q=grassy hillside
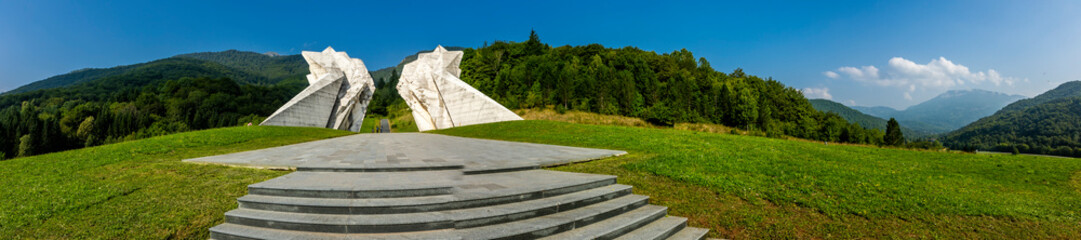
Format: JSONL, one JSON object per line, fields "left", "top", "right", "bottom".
{"left": 434, "top": 120, "right": 1081, "bottom": 239}
{"left": 0, "top": 126, "right": 351, "bottom": 239}
{"left": 5, "top": 117, "right": 1080, "bottom": 239}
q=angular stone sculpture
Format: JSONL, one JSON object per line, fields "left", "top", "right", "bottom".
{"left": 261, "top": 47, "right": 375, "bottom": 132}
{"left": 397, "top": 46, "right": 523, "bottom": 131}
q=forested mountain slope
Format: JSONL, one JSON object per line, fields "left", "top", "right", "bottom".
{"left": 0, "top": 51, "right": 309, "bottom": 159}
{"left": 5, "top": 50, "right": 306, "bottom": 95}
{"left": 996, "top": 81, "right": 1081, "bottom": 113}
{"left": 942, "top": 81, "right": 1081, "bottom": 157}
{"left": 173, "top": 50, "right": 307, "bottom": 85}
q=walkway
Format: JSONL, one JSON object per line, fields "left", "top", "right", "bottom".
{"left": 185, "top": 133, "right": 708, "bottom": 239}
{"left": 379, "top": 119, "right": 391, "bottom": 133}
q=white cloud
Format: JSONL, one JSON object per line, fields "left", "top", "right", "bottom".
{"left": 823, "top": 71, "right": 840, "bottom": 79}
{"left": 828, "top": 57, "right": 1024, "bottom": 100}
{"left": 801, "top": 87, "right": 833, "bottom": 100}
{"left": 844, "top": 99, "right": 856, "bottom": 106}
{"left": 837, "top": 66, "right": 880, "bottom": 82}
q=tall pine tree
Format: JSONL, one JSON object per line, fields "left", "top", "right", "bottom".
{"left": 885, "top": 118, "right": 905, "bottom": 146}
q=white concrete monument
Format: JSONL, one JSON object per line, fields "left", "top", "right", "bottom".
{"left": 261, "top": 47, "right": 375, "bottom": 132}
{"left": 397, "top": 46, "right": 522, "bottom": 131}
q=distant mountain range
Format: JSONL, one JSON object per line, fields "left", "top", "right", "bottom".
{"left": 808, "top": 99, "right": 931, "bottom": 138}
{"left": 941, "top": 81, "right": 1081, "bottom": 157}
{"left": 3, "top": 50, "right": 309, "bottom": 95}
{"left": 851, "top": 89, "right": 1026, "bottom": 134}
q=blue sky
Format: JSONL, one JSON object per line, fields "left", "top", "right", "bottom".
{"left": 1, "top": 0, "right": 1078, "bottom": 109}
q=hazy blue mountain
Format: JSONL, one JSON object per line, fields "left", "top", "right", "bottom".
{"left": 809, "top": 99, "right": 931, "bottom": 138}
{"left": 851, "top": 89, "right": 1025, "bottom": 134}
{"left": 849, "top": 106, "right": 947, "bottom": 136}
{"left": 851, "top": 106, "right": 900, "bottom": 119}
{"left": 901, "top": 89, "right": 1026, "bottom": 129}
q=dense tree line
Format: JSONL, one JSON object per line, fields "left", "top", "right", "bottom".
{"left": 0, "top": 77, "right": 299, "bottom": 159}
{"left": 368, "top": 70, "right": 404, "bottom": 116}
{"left": 0, "top": 51, "right": 308, "bottom": 160}
{"left": 457, "top": 31, "right": 888, "bottom": 145}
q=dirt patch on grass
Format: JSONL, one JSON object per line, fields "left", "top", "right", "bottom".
{"left": 517, "top": 108, "right": 657, "bottom": 128}
{"left": 673, "top": 123, "right": 736, "bottom": 135}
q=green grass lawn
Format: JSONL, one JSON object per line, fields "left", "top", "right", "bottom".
{"left": 5, "top": 119, "right": 1080, "bottom": 239}
{"left": 434, "top": 120, "right": 1081, "bottom": 239}
{"left": 0, "top": 126, "right": 351, "bottom": 239}
{"left": 358, "top": 117, "right": 379, "bottom": 133}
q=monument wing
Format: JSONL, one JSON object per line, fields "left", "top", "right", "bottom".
{"left": 261, "top": 47, "right": 375, "bottom": 132}
{"left": 396, "top": 46, "right": 522, "bottom": 131}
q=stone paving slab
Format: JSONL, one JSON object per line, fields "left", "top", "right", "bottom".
{"left": 197, "top": 132, "right": 710, "bottom": 239}
{"left": 183, "top": 133, "right": 626, "bottom": 171}
{"left": 251, "top": 170, "right": 461, "bottom": 192}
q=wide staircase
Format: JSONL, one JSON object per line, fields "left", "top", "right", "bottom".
{"left": 209, "top": 167, "right": 709, "bottom": 240}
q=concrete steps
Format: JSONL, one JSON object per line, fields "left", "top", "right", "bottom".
{"left": 614, "top": 216, "right": 687, "bottom": 240}
{"left": 537, "top": 204, "right": 666, "bottom": 240}
{"left": 224, "top": 185, "right": 635, "bottom": 233}
{"left": 209, "top": 223, "right": 456, "bottom": 240}
{"left": 297, "top": 164, "right": 464, "bottom": 173}
{"left": 210, "top": 164, "right": 709, "bottom": 239}
{"left": 456, "top": 195, "right": 651, "bottom": 239}
{"left": 238, "top": 171, "right": 620, "bottom": 215}
{"left": 247, "top": 171, "right": 460, "bottom": 199}
{"left": 667, "top": 227, "right": 710, "bottom": 240}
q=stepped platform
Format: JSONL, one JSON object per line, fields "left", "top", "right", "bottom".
{"left": 187, "top": 133, "right": 708, "bottom": 239}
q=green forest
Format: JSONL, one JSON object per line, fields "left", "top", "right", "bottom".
{"left": 942, "top": 81, "right": 1081, "bottom": 157}
{"left": 0, "top": 52, "right": 307, "bottom": 160}
{"left": 455, "top": 31, "right": 891, "bottom": 145}
{"left": 943, "top": 97, "right": 1081, "bottom": 157}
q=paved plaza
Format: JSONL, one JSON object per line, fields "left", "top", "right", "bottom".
{"left": 187, "top": 133, "right": 707, "bottom": 239}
